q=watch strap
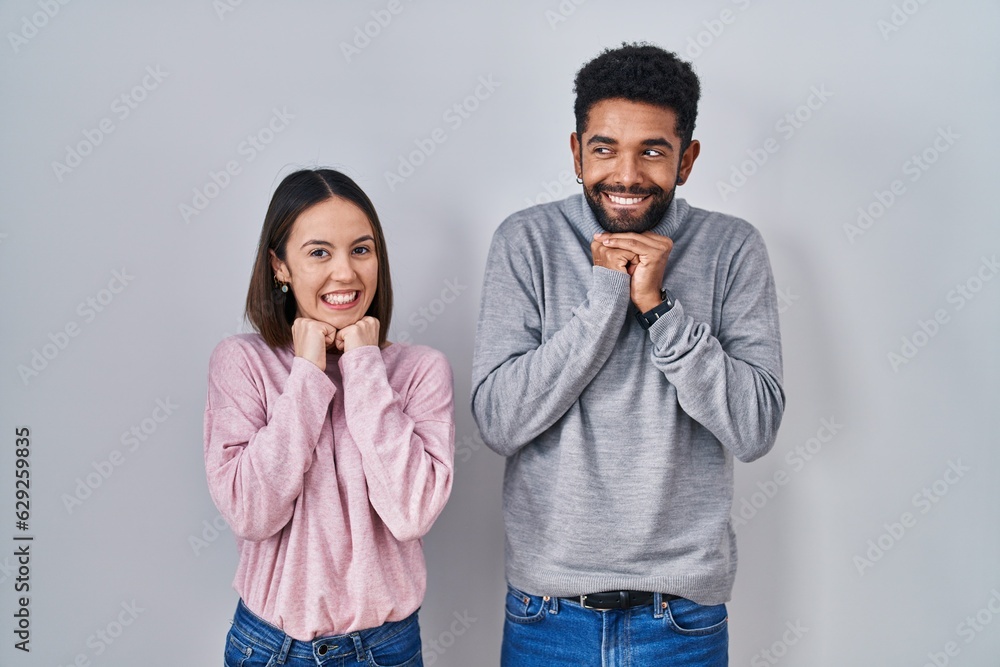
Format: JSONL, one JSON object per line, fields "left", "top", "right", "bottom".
{"left": 635, "top": 289, "right": 675, "bottom": 330}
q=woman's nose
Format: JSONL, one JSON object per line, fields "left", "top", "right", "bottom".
{"left": 328, "top": 254, "right": 356, "bottom": 281}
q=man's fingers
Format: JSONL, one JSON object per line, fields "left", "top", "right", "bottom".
{"left": 599, "top": 236, "right": 663, "bottom": 254}
{"left": 596, "top": 232, "right": 672, "bottom": 254}
{"left": 601, "top": 239, "right": 659, "bottom": 257}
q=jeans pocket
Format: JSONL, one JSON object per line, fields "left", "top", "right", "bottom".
{"left": 223, "top": 626, "right": 253, "bottom": 667}
{"left": 367, "top": 615, "right": 423, "bottom": 667}
{"left": 503, "top": 585, "right": 548, "bottom": 625}
{"left": 664, "top": 598, "right": 729, "bottom": 637}
{"left": 224, "top": 626, "right": 277, "bottom": 667}
{"left": 368, "top": 647, "right": 422, "bottom": 667}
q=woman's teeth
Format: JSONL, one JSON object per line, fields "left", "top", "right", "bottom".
{"left": 322, "top": 291, "right": 358, "bottom": 305}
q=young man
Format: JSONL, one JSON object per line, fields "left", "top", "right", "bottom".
{"left": 471, "top": 43, "right": 785, "bottom": 666}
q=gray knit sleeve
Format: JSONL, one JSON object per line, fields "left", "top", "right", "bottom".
{"left": 470, "top": 229, "right": 630, "bottom": 457}
{"left": 646, "top": 228, "right": 785, "bottom": 462}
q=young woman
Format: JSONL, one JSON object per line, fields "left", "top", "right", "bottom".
{"left": 203, "top": 168, "right": 454, "bottom": 666}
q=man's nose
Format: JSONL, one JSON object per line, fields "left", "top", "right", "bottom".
{"left": 612, "top": 154, "right": 643, "bottom": 188}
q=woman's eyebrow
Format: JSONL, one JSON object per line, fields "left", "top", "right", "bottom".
{"left": 300, "top": 235, "right": 374, "bottom": 249}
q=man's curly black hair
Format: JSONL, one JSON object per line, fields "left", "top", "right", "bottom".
{"left": 574, "top": 42, "right": 701, "bottom": 152}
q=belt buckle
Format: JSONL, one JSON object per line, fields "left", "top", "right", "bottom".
{"left": 579, "top": 594, "right": 600, "bottom": 610}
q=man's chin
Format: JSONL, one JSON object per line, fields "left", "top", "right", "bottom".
{"left": 591, "top": 202, "right": 657, "bottom": 233}
{"left": 586, "top": 190, "right": 674, "bottom": 233}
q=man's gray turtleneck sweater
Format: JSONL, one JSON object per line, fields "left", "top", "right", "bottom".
{"left": 471, "top": 194, "right": 785, "bottom": 604}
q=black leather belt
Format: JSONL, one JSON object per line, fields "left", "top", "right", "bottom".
{"left": 564, "top": 590, "right": 680, "bottom": 610}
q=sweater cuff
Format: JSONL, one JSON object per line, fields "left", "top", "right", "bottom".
{"left": 289, "top": 356, "right": 337, "bottom": 404}
{"left": 591, "top": 266, "right": 632, "bottom": 311}
{"left": 338, "top": 344, "right": 383, "bottom": 374}
{"left": 645, "top": 299, "right": 690, "bottom": 355}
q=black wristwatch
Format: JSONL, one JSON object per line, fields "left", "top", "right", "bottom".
{"left": 634, "top": 288, "right": 676, "bottom": 330}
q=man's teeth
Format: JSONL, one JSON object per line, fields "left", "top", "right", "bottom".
{"left": 322, "top": 291, "right": 358, "bottom": 305}
{"left": 607, "top": 194, "right": 645, "bottom": 205}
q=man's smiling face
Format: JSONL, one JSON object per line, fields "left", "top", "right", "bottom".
{"left": 572, "top": 98, "right": 698, "bottom": 233}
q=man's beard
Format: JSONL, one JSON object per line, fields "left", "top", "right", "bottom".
{"left": 583, "top": 182, "right": 676, "bottom": 233}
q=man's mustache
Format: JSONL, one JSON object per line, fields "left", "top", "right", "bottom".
{"left": 593, "top": 184, "right": 665, "bottom": 197}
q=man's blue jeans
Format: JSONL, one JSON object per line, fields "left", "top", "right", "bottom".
{"left": 501, "top": 584, "right": 728, "bottom": 666}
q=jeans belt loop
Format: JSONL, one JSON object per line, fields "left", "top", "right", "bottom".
{"left": 653, "top": 592, "right": 665, "bottom": 619}
{"left": 350, "top": 633, "right": 366, "bottom": 663}
{"left": 276, "top": 634, "right": 293, "bottom": 664}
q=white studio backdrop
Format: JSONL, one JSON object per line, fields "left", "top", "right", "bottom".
{"left": 2, "top": 1, "right": 998, "bottom": 665}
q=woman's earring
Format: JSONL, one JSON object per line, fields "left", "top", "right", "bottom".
{"left": 274, "top": 275, "right": 289, "bottom": 293}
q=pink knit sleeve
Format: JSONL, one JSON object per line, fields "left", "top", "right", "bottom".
{"left": 339, "top": 346, "right": 455, "bottom": 542}
{"left": 203, "top": 338, "right": 336, "bottom": 541}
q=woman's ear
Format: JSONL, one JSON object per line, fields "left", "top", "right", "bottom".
{"left": 269, "top": 249, "right": 289, "bottom": 282}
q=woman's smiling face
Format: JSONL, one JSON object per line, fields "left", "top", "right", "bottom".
{"left": 270, "top": 196, "right": 379, "bottom": 332}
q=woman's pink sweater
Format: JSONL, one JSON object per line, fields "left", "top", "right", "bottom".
{"left": 203, "top": 334, "right": 454, "bottom": 640}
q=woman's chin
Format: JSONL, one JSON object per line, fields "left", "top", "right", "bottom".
{"left": 304, "top": 311, "right": 362, "bottom": 331}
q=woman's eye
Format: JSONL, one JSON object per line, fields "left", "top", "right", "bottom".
{"left": 309, "top": 248, "right": 329, "bottom": 257}
{"left": 352, "top": 246, "right": 371, "bottom": 255}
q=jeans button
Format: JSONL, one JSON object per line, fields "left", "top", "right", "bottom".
{"left": 318, "top": 644, "right": 328, "bottom": 656}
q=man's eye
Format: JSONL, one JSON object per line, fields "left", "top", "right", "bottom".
{"left": 644, "top": 149, "right": 663, "bottom": 157}
{"left": 594, "top": 147, "right": 612, "bottom": 155}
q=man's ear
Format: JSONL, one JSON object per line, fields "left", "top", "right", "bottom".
{"left": 677, "top": 139, "right": 701, "bottom": 185}
{"left": 570, "top": 132, "right": 583, "bottom": 179}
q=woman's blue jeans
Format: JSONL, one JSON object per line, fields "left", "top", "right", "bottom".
{"left": 224, "top": 599, "right": 423, "bottom": 667}
{"left": 501, "top": 584, "right": 729, "bottom": 666}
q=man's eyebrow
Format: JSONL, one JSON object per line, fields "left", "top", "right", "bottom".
{"left": 642, "top": 137, "right": 674, "bottom": 151}
{"left": 585, "top": 135, "right": 675, "bottom": 151}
